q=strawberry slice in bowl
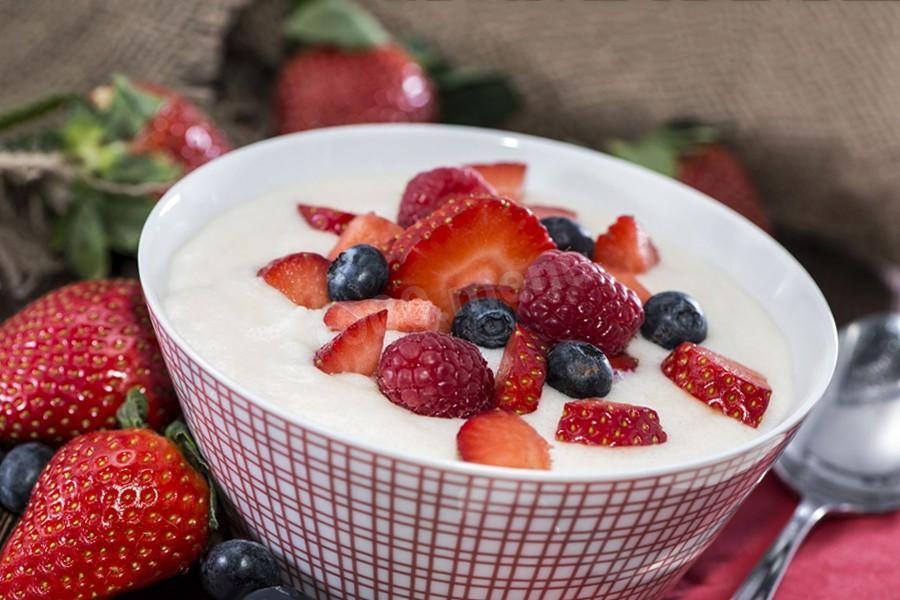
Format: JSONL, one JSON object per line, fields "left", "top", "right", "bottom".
{"left": 468, "top": 162, "right": 527, "bottom": 202}
{"left": 388, "top": 196, "right": 555, "bottom": 317}
{"left": 458, "top": 410, "right": 551, "bottom": 470}
{"left": 257, "top": 252, "right": 330, "bottom": 309}
{"left": 297, "top": 203, "right": 357, "bottom": 234}
{"left": 314, "top": 310, "right": 388, "bottom": 376}
{"left": 328, "top": 212, "right": 404, "bottom": 260}
{"left": 324, "top": 298, "right": 441, "bottom": 332}
{"left": 661, "top": 342, "right": 772, "bottom": 427}
{"left": 557, "top": 399, "right": 667, "bottom": 447}
{"left": 594, "top": 215, "right": 660, "bottom": 274}
{"left": 495, "top": 326, "right": 548, "bottom": 415}
{"left": 397, "top": 166, "right": 495, "bottom": 227}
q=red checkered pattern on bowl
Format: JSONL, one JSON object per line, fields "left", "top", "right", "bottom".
{"left": 150, "top": 308, "right": 792, "bottom": 600}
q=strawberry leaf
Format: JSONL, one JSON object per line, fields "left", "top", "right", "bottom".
{"left": 165, "top": 420, "right": 220, "bottom": 530}
{"left": 116, "top": 388, "right": 150, "bottom": 429}
{"left": 0, "top": 92, "right": 74, "bottom": 134}
{"left": 61, "top": 185, "right": 110, "bottom": 279}
{"left": 102, "top": 74, "right": 163, "bottom": 140}
{"left": 607, "top": 124, "right": 720, "bottom": 178}
{"left": 101, "top": 193, "right": 155, "bottom": 254}
{"left": 284, "top": 0, "right": 390, "bottom": 50}
{"left": 101, "top": 151, "right": 181, "bottom": 184}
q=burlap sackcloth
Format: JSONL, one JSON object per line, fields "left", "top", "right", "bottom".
{"left": 1, "top": 0, "right": 899, "bottom": 268}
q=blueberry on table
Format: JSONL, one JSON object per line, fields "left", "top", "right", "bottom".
{"left": 451, "top": 298, "right": 516, "bottom": 348}
{"left": 547, "top": 341, "right": 613, "bottom": 398}
{"left": 0, "top": 442, "right": 54, "bottom": 514}
{"left": 540, "top": 217, "right": 594, "bottom": 259}
{"left": 641, "top": 291, "right": 707, "bottom": 349}
{"left": 242, "top": 586, "right": 309, "bottom": 600}
{"left": 327, "top": 244, "right": 389, "bottom": 301}
{"left": 201, "top": 539, "right": 280, "bottom": 600}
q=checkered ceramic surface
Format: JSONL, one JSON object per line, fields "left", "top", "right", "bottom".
{"left": 151, "top": 309, "right": 791, "bottom": 600}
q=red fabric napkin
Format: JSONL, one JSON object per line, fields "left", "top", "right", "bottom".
{"left": 666, "top": 474, "right": 900, "bottom": 599}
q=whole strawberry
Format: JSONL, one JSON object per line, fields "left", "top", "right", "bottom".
{"left": 0, "top": 279, "right": 176, "bottom": 445}
{"left": 129, "top": 83, "right": 232, "bottom": 172}
{"left": 516, "top": 250, "right": 644, "bottom": 356}
{"left": 0, "top": 393, "right": 211, "bottom": 599}
{"left": 608, "top": 122, "right": 771, "bottom": 232}
{"left": 274, "top": 45, "right": 437, "bottom": 134}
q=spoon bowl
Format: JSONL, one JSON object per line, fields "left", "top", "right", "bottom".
{"left": 735, "top": 313, "right": 900, "bottom": 599}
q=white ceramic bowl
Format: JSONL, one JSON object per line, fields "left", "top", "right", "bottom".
{"left": 138, "top": 124, "right": 837, "bottom": 600}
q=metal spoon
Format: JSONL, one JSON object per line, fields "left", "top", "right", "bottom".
{"left": 733, "top": 313, "right": 900, "bottom": 600}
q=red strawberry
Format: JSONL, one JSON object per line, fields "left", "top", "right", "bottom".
{"left": 609, "top": 353, "right": 639, "bottom": 373}
{"left": 516, "top": 250, "right": 644, "bottom": 355}
{"left": 297, "top": 203, "right": 357, "bottom": 234}
{"left": 495, "top": 326, "right": 548, "bottom": 414}
{"left": 0, "top": 280, "right": 176, "bottom": 445}
{"left": 314, "top": 310, "right": 387, "bottom": 376}
{"left": 661, "top": 342, "right": 771, "bottom": 427}
{"left": 605, "top": 267, "right": 651, "bottom": 304}
{"left": 376, "top": 332, "right": 495, "bottom": 418}
{"left": 453, "top": 283, "right": 520, "bottom": 312}
{"left": 527, "top": 204, "right": 578, "bottom": 220}
{"left": 397, "top": 167, "right": 495, "bottom": 227}
{"left": 457, "top": 410, "right": 551, "bottom": 470}
{"left": 556, "top": 399, "right": 667, "bottom": 447}
{"left": 608, "top": 123, "right": 771, "bottom": 232}
{"left": 0, "top": 399, "right": 210, "bottom": 598}
{"left": 257, "top": 252, "right": 330, "bottom": 309}
{"left": 323, "top": 298, "right": 441, "bottom": 332}
{"left": 388, "top": 196, "right": 555, "bottom": 316}
{"left": 129, "top": 83, "right": 231, "bottom": 172}
{"left": 274, "top": 46, "right": 437, "bottom": 134}
{"left": 594, "top": 216, "right": 660, "bottom": 274}
{"left": 468, "top": 162, "right": 527, "bottom": 202}
{"left": 328, "top": 213, "right": 403, "bottom": 260}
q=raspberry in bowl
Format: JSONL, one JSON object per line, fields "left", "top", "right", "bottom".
{"left": 139, "top": 125, "right": 836, "bottom": 599}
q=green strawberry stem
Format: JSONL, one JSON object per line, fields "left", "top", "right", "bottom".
{"left": 166, "top": 420, "right": 220, "bottom": 531}
{"left": 607, "top": 123, "right": 720, "bottom": 178}
{"left": 0, "top": 93, "right": 76, "bottom": 134}
{"left": 116, "top": 387, "right": 151, "bottom": 428}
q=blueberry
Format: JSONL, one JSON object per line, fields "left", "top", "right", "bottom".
{"left": 243, "top": 586, "right": 308, "bottom": 600}
{"left": 641, "top": 291, "right": 707, "bottom": 349}
{"left": 451, "top": 298, "right": 516, "bottom": 348}
{"left": 327, "top": 244, "right": 388, "bottom": 301}
{"left": 0, "top": 442, "right": 54, "bottom": 514}
{"left": 547, "top": 341, "right": 613, "bottom": 398}
{"left": 201, "top": 539, "right": 280, "bottom": 600}
{"left": 540, "top": 217, "right": 594, "bottom": 259}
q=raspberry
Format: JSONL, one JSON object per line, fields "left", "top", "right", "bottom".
{"left": 397, "top": 167, "right": 495, "bottom": 227}
{"left": 516, "top": 250, "right": 644, "bottom": 355}
{"left": 376, "top": 332, "right": 495, "bottom": 418}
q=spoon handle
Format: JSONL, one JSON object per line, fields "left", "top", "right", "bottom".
{"left": 731, "top": 497, "right": 829, "bottom": 600}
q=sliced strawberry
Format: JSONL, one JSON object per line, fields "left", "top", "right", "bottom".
{"left": 556, "top": 399, "right": 666, "bottom": 447}
{"left": 605, "top": 267, "right": 651, "bottom": 304}
{"left": 314, "top": 310, "right": 388, "bottom": 376}
{"left": 453, "top": 283, "right": 520, "bottom": 313}
{"left": 527, "top": 204, "right": 578, "bottom": 220}
{"left": 594, "top": 215, "right": 660, "bottom": 274}
{"left": 297, "top": 203, "right": 357, "bottom": 234}
{"left": 495, "top": 326, "right": 548, "bottom": 414}
{"left": 328, "top": 213, "right": 404, "bottom": 260}
{"left": 661, "top": 342, "right": 771, "bottom": 427}
{"left": 608, "top": 353, "right": 639, "bottom": 373}
{"left": 469, "top": 162, "right": 527, "bottom": 202}
{"left": 324, "top": 298, "right": 441, "bottom": 332}
{"left": 457, "top": 410, "right": 551, "bottom": 470}
{"left": 258, "top": 252, "right": 330, "bottom": 308}
{"left": 388, "top": 196, "right": 555, "bottom": 316}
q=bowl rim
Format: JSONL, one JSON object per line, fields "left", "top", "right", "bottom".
{"left": 138, "top": 123, "right": 838, "bottom": 483}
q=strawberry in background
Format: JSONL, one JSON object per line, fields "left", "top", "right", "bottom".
{"left": 274, "top": 0, "right": 519, "bottom": 133}
{"left": 608, "top": 122, "right": 772, "bottom": 232}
